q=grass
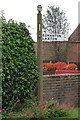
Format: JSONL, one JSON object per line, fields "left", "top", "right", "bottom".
{"left": 2, "top": 108, "right": 80, "bottom": 119}
{"left": 67, "top": 107, "right": 80, "bottom": 118}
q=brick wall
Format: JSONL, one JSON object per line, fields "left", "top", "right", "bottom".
{"left": 67, "top": 42, "right": 80, "bottom": 63}
{"left": 43, "top": 74, "right": 80, "bottom": 107}
{"left": 42, "top": 42, "right": 56, "bottom": 61}
{"left": 34, "top": 41, "right": 68, "bottom": 62}
{"left": 34, "top": 41, "right": 80, "bottom": 69}
{"left": 34, "top": 24, "right": 80, "bottom": 68}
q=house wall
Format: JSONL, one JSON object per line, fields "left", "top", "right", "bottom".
{"left": 68, "top": 24, "right": 80, "bottom": 42}
{"left": 67, "top": 24, "right": 80, "bottom": 69}
{"left": 67, "top": 42, "right": 80, "bottom": 63}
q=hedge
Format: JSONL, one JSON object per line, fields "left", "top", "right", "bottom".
{"left": 2, "top": 19, "right": 39, "bottom": 110}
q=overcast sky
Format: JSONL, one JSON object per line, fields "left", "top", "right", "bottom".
{"left": 0, "top": 0, "right": 80, "bottom": 41}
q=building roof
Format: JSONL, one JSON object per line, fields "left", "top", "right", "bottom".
{"left": 68, "top": 24, "right": 80, "bottom": 42}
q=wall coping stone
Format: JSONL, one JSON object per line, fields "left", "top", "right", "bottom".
{"left": 43, "top": 74, "right": 80, "bottom": 78}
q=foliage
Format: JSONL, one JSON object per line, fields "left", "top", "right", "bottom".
{"left": 2, "top": 19, "right": 39, "bottom": 111}
{"left": 66, "top": 64, "right": 77, "bottom": 70}
{"left": 43, "top": 62, "right": 78, "bottom": 74}
{"left": 43, "top": 63, "right": 55, "bottom": 71}
{"left": 54, "top": 62, "right": 67, "bottom": 70}
{"left": 2, "top": 98, "right": 69, "bottom": 119}
{"left": 42, "top": 5, "right": 70, "bottom": 40}
{"left": 43, "top": 63, "right": 56, "bottom": 75}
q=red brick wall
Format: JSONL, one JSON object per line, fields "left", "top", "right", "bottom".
{"left": 67, "top": 42, "right": 80, "bottom": 63}
{"left": 43, "top": 74, "right": 80, "bottom": 107}
{"left": 34, "top": 41, "right": 68, "bottom": 62}
{"left": 42, "top": 42, "right": 55, "bottom": 61}
{"left": 34, "top": 41, "right": 80, "bottom": 69}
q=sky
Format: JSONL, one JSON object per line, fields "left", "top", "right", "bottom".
{"left": 0, "top": 0, "right": 80, "bottom": 41}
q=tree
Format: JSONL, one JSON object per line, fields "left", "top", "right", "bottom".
{"left": 42, "top": 5, "right": 70, "bottom": 40}
{"left": 2, "top": 19, "right": 39, "bottom": 111}
{"left": 0, "top": 10, "right": 6, "bottom": 22}
{"left": 42, "top": 5, "right": 70, "bottom": 62}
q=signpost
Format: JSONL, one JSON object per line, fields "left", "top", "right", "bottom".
{"left": 37, "top": 5, "right": 43, "bottom": 101}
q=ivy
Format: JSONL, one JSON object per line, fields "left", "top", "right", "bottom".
{"left": 2, "top": 19, "right": 39, "bottom": 110}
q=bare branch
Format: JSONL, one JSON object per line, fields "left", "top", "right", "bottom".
{"left": 42, "top": 5, "right": 70, "bottom": 40}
